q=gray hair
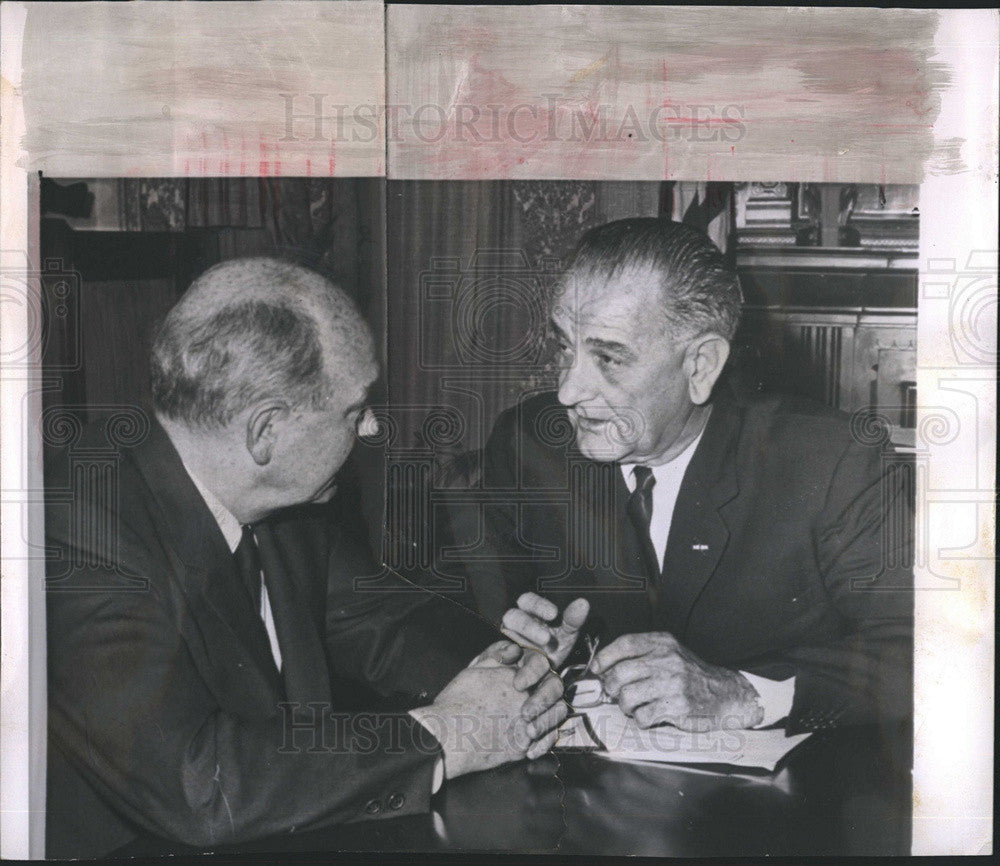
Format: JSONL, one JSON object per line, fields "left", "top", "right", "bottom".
{"left": 150, "top": 258, "right": 368, "bottom": 428}
{"left": 564, "top": 218, "right": 744, "bottom": 340}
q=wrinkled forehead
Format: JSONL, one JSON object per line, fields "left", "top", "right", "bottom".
{"left": 554, "top": 263, "right": 665, "bottom": 330}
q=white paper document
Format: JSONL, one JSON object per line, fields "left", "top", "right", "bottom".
{"left": 557, "top": 702, "right": 812, "bottom": 772}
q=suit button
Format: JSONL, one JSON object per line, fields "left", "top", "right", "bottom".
{"left": 388, "top": 792, "right": 405, "bottom": 811}
{"left": 364, "top": 798, "right": 382, "bottom": 815}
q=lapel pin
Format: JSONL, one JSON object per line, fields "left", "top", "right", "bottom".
{"left": 692, "top": 543, "right": 709, "bottom": 551}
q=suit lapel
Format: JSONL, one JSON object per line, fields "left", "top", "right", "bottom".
{"left": 608, "top": 466, "right": 660, "bottom": 590}
{"left": 657, "top": 387, "right": 742, "bottom": 639}
{"left": 582, "top": 459, "right": 648, "bottom": 591}
{"left": 199, "top": 554, "right": 285, "bottom": 696}
{"left": 256, "top": 517, "right": 333, "bottom": 705}
{"left": 555, "top": 443, "right": 654, "bottom": 638}
{"left": 133, "top": 417, "right": 285, "bottom": 703}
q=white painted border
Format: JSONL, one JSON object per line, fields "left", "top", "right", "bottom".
{"left": 0, "top": 3, "right": 995, "bottom": 859}
{"left": 911, "top": 10, "right": 997, "bottom": 855}
{"left": 1, "top": 2, "right": 46, "bottom": 858}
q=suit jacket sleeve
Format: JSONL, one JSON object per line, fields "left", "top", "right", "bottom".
{"left": 464, "top": 410, "right": 544, "bottom": 623}
{"left": 47, "top": 521, "right": 442, "bottom": 849}
{"left": 321, "top": 520, "right": 504, "bottom": 707}
{"left": 778, "top": 436, "right": 914, "bottom": 731}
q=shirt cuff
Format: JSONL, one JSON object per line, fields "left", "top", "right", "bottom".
{"left": 430, "top": 757, "right": 445, "bottom": 794}
{"left": 741, "top": 671, "right": 796, "bottom": 727}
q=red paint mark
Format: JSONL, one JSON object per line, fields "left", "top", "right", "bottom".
{"left": 259, "top": 138, "right": 269, "bottom": 176}
{"left": 306, "top": 158, "right": 312, "bottom": 177}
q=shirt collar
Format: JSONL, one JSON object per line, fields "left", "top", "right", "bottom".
{"left": 622, "top": 425, "right": 705, "bottom": 483}
{"left": 622, "top": 408, "right": 710, "bottom": 482}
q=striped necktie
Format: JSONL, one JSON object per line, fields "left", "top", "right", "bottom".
{"left": 625, "top": 466, "right": 660, "bottom": 606}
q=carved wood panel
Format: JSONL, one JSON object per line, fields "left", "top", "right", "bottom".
{"left": 734, "top": 308, "right": 916, "bottom": 421}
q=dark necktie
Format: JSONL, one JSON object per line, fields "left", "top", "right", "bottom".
{"left": 234, "top": 524, "right": 262, "bottom": 615}
{"left": 625, "top": 466, "right": 660, "bottom": 606}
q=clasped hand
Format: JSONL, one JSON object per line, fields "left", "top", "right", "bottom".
{"left": 412, "top": 638, "right": 567, "bottom": 780}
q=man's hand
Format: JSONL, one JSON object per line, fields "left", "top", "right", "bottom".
{"left": 410, "top": 640, "right": 568, "bottom": 779}
{"left": 501, "top": 593, "right": 590, "bottom": 667}
{"left": 469, "top": 640, "right": 568, "bottom": 761}
{"left": 591, "top": 632, "right": 764, "bottom": 731}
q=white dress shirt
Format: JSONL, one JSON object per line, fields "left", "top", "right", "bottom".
{"left": 183, "top": 465, "right": 283, "bottom": 671}
{"left": 621, "top": 427, "right": 795, "bottom": 727}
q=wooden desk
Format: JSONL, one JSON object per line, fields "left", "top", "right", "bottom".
{"left": 124, "top": 722, "right": 909, "bottom": 859}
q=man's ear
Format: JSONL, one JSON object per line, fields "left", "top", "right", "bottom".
{"left": 683, "top": 334, "right": 731, "bottom": 405}
{"left": 245, "top": 402, "right": 290, "bottom": 466}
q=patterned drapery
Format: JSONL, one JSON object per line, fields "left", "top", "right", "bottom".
{"left": 386, "top": 180, "right": 663, "bottom": 455}
{"left": 116, "top": 178, "right": 264, "bottom": 232}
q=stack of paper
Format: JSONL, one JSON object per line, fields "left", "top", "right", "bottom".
{"left": 557, "top": 702, "right": 811, "bottom": 772}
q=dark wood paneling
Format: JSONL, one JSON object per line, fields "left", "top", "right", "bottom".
{"left": 739, "top": 267, "right": 918, "bottom": 309}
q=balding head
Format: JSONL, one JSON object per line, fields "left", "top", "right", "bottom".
{"left": 150, "top": 258, "right": 374, "bottom": 429}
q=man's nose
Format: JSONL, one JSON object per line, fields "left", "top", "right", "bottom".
{"left": 557, "top": 358, "right": 595, "bottom": 407}
{"left": 356, "top": 407, "right": 379, "bottom": 439}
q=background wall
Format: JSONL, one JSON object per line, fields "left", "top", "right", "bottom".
{"left": 384, "top": 180, "right": 919, "bottom": 457}
{"left": 41, "top": 177, "right": 918, "bottom": 563}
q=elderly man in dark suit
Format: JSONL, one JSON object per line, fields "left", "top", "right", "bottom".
{"left": 45, "top": 258, "right": 567, "bottom": 858}
{"left": 474, "top": 218, "right": 912, "bottom": 735}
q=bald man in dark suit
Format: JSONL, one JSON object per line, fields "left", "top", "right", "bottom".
{"left": 46, "top": 258, "right": 569, "bottom": 857}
